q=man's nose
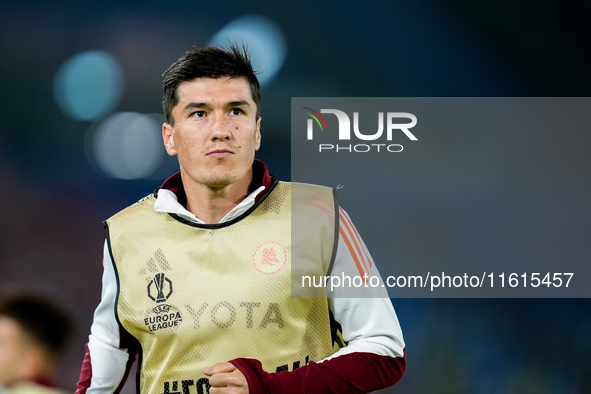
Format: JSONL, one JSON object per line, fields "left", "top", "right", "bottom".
{"left": 211, "top": 112, "right": 231, "bottom": 141}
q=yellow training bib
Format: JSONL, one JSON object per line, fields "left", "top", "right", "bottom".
{"left": 105, "top": 181, "right": 339, "bottom": 394}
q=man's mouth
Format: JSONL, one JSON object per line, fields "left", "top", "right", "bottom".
{"left": 207, "top": 149, "right": 233, "bottom": 158}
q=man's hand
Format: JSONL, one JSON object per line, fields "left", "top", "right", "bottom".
{"left": 204, "top": 362, "right": 249, "bottom": 394}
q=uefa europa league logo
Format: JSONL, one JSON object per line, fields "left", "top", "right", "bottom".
{"left": 147, "top": 273, "right": 173, "bottom": 303}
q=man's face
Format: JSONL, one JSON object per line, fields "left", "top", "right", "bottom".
{"left": 0, "top": 316, "right": 31, "bottom": 387}
{"left": 162, "top": 76, "right": 261, "bottom": 189}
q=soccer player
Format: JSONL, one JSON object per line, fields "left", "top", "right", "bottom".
{"left": 0, "top": 293, "right": 72, "bottom": 394}
{"left": 76, "top": 44, "right": 406, "bottom": 394}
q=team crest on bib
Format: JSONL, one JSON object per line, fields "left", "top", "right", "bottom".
{"left": 252, "top": 242, "right": 286, "bottom": 274}
{"left": 144, "top": 304, "right": 182, "bottom": 332}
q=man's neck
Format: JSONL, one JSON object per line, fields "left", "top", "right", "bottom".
{"left": 181, "top": 168, "right": 254, "bottom": 224}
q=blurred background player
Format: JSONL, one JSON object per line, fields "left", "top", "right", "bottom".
{"left": 0, "top": 293, "right": 73, "bottom": 394}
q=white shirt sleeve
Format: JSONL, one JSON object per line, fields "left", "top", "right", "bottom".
{"left": 320, "top": 208, "right": 405, "bottom": 362}
{"left": 84, "top": 241, "right": 132, "bottom": 394}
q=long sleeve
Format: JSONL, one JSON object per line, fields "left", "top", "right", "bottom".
{"left": 76, "top": 241, "right": 138, "bottom": 394}
{"left": 230, "top": 207, "right": 406, "bottom": 393}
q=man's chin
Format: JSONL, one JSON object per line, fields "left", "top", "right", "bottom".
{"left": 202, "top": 173, "right": 243, "bottom": 189}
{"left": 184, "top": 164, "right": 253, "bottom": 190}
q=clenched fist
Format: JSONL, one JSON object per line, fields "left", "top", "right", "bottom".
{"left": 204, "top": 362, "right": 249, "bottom": 394}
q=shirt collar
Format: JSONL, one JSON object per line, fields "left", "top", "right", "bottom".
{"left": 154, "top": 160, "right": 271, "bottom": 224}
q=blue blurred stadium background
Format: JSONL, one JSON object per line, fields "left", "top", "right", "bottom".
{"left": 1, "top": 0, "right": 590, "bottom": 393}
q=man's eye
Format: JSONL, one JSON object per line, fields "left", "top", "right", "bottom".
{"left": 192, "top": 111, "right": 205, "bottom": 117}
{"left": 230, "top": 108, "right": 243, "bottom": 115}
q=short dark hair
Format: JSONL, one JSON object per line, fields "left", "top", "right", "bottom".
{"left": 0, "top": 293, "right": 72, "bottom": 357}
{"left": 162, "top": 43, "right": 261, "bottom": 126}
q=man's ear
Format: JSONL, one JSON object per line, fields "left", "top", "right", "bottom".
{"left": 254, "top": 116, "right": 261, "bottom": 151}
{"left": 162, "top": 123, "right": 178, "bottom": 156}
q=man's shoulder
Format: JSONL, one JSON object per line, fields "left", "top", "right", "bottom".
{"left": 104, "top": 193, "right": 158, "bottom": 226}
{"left": 278, "top": 180, "right": 334, "bottom": 192}
{"left": 7, "top": 383, "right": 69, "bottom": 394}
{"left": 274, "top": 181, "right": 337, "bottom": 218}
{"left": 278, "top": 181, "right": 336, "bottom": 202}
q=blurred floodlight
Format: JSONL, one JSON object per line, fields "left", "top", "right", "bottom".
{"left": 54, "top": 51, "right": 123, "bottom": 121}
{"left": 89, "top": 112, "right": 163, "bottom": 180}
{"left": 208, "top": 15, "right": 287, "bottom": 86}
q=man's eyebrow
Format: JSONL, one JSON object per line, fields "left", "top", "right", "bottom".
{"left": 225, "top": 100, "right": 251, "bottom": 108}
{"left": 183, "top": 102, "right": 212, "bottom": 112}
